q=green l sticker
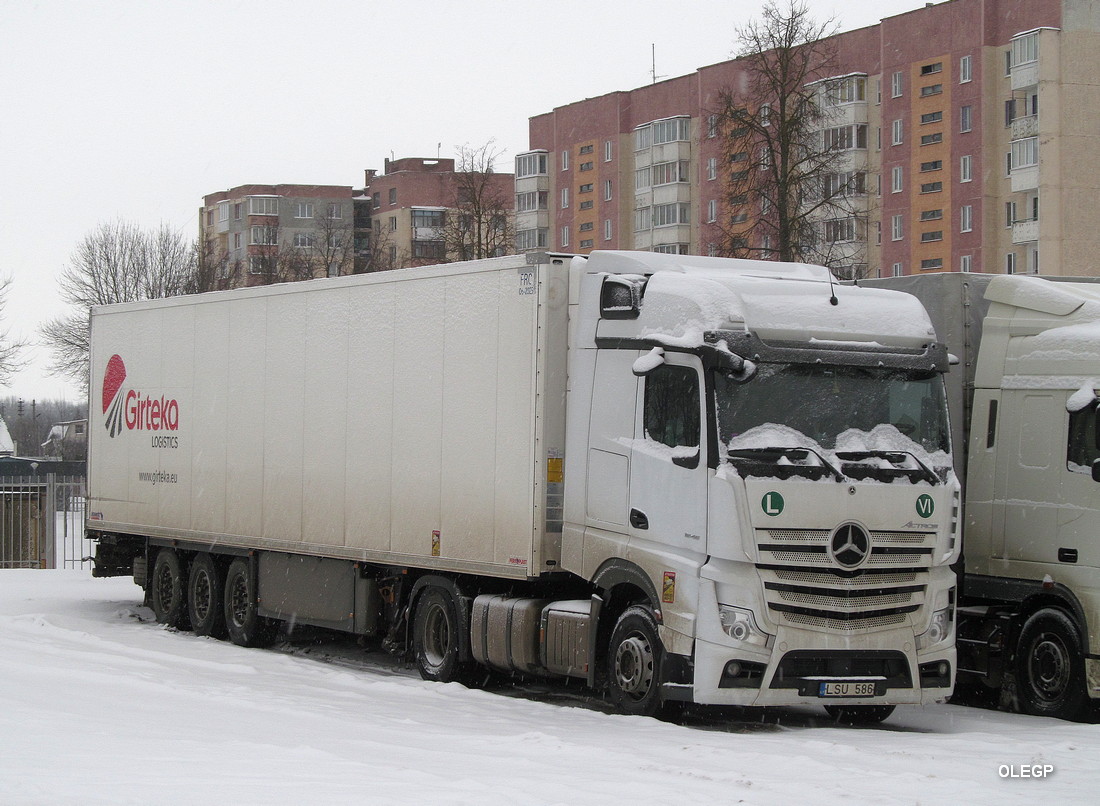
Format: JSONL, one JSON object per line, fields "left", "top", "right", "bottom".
{"left": 762, "top": 491, "right": 784, "bottom": 516}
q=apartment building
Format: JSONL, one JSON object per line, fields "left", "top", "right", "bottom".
{"left": 516, "top": 0, "right": 1100, "bottom": 277}
{"left": 366, "top": 157, "right": 515, "bottom": 268}
{"left": 199, "top": 184, "right": 365, "bottom": 289}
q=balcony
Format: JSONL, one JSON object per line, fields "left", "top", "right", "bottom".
{"left": 1011, "top": 60, "right": 1039, "bottom": 91}
{"left": 1011, "top": 164, "right": 1039, "bottom": 193}
{"left": 1012, "top": 218, "right": 1039, "bottom": 244}
{"left": 1011, "top": 114, "right": 1038, "bottom": 139}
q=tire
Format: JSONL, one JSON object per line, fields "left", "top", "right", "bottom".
{"left": 150, "top": 549, "right": 190, "bottom": 630}
{"left": 223, "top": 557, "right": 276, "bottom": 648}
{"left": 188, "top": 553, "right": 227, "bottom": 639}
{"left": 1015, "top": 608, "right": 1088, "bottom": 720}
{"left": 412, "top": 586, "right": 473, "bottom": 684}
{"left": 824, "top": 704, "right": 896, "bottom": 725}
{"left": 607, "top": 605, "right": 664, "bottom": 717}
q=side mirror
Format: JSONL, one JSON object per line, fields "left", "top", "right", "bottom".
{"left": 632, "top": 347, "right": 665, "bottom": 377}
{"left": 600, "top": 276, "right": 642, "bottom": 319}
{"left": 1091, "top": 458, "right": 1100, "bottom": 483}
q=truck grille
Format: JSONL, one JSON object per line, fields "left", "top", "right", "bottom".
{"left": 757, "top": 527, "right": 932, "bottom": 633}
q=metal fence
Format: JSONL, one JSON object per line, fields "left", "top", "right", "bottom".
{"left": 0, "top": 475, "right": 89, "bottom": 570}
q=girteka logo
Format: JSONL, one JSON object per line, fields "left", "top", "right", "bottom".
{"left": 102, "top": 354, "right": 180, "bottom": 438}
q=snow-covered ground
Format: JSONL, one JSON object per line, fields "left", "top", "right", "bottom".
{"left": 1, "top": 571, "right": 1097, "bottom": 805}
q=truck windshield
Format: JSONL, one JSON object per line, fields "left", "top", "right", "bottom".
{"left": 714, "top": 363, "right": 950, "bottom": 480}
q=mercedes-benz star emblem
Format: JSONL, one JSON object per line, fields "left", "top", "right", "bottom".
{"left": 829, "top": 523, "right": 871, "bottom": 569}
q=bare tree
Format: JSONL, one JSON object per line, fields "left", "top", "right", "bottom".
{"left": 0, "top": 277, "right": 27, "bottom": 386}
{"left": 40, "top": 221, "right": 195, "bottom": 390}
{"left": 714, "top": 2, "right": 871, "bottom": 277}
{"left": 439, "top": 142, "right": 515, "bottom": 262}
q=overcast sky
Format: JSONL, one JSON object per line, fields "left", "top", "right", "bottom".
{"left": 1, "top": 0, "right": 924, "bottom": 404}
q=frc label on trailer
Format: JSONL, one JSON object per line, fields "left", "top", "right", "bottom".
{"left": 101, "top": 354, "right": 181, "bottom": 438}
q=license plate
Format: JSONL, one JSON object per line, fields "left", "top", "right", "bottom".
{"left": 819, "top": 681, "right": 877, "bottom": 697}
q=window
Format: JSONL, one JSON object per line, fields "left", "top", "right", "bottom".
{"left": 652, "top": 202, "right": 691, "bottom": 227}
{"left": 233, "top": 203, "right": 242, "bottom": 220}
{"left": 730, "top": 213, "right": 748, "bottom": 224}
{"left": 604, "top": 140, "right": 614, "bottom": 162}
{"left": 960, "top": 155, "right": 973, "bottom": 182}
{"left": 760, "top": 104, "right": 771, "bottom": 127}
{"left": 921, "top": 62, "right": 943, "bottom": 75}
{"left": 579, "top": 183, "right": 593, "bottom": 193}
{"left": 1011, "top": 137, "right": 1039, "bottom": 169}
{"left": 372, "top": 192, "right": 381, "bottom": 208}
{"left": 891, "top": 165, "right": 903, "bottom": 193}
{"left": 823, "top": 171, "right": 866, "bottom": 198}
{"left": 561, "top": 188, "right": 570, "bottom": 208}
{"left": 893, "top": 262, "right": 903, "bottom": 277}
{"left": 634, "top": 207, "right": 651, "bottom": 232}
{"left": 707, "top": 114, "right": 718, "bottom": 138}
{"left": 961, "top": 254, "right": 972, "bottom": 272}
{"left": 892, "top": 119, "right": 903, "bottom": 145}
{"left": 921, "top": 181, "right": 943, "bottom": 194}
{"left": 644, "top": 365, "right": 700, "bottom": 452}
{"left": 516, "top": 152, "right": 548, "bottom": 177}
{"left": 328, "top": 233, "right": 342, "bottom": 249}
{"left": 920, "top": 209, "right": 943, "bottom": 221}
{"left": 1006, "top": 201, "right": 1017, "bottom": 227}
{"left": 730, "top": 169, "right": 749, "bottom": 182}
{"left": 891, "top": 71, "right": 903, "bottom": 98}
{"left": 921, "top": 230, "right": 943, "bottom": 242}
{"left": 389, "top": 216, "right": 397, "bottom": 231}
{"left": 960, "top": 55, "right": 972, "bottom": 83}
{"left": 516, "top": 191, "right": 548, "bottom": 212}
{"left": 634, "top": 166, "right": 651, "bottom": 191}
{"left": 412, "top": 240, "right": 446, "bottom": 260}
{"left": 250, "top": 226, "right": 277, "bottom": 245}
{"left": 580, "top": 161, "right": 594, "bottom": 172}
{"left": 961, "top": 205, "right": 973, "bottom": 232}
{"left": 579, "top": 145, "right": 594, "bottom": 155}
{"left": 579, "top": 221, "right": 594, "bottom": 232}
{"left": 891, "top": 215, "right": 904, "bottom": 240}
{"left": 580, "top": 239, "right": 594, "bottom": 249}
{"left": 730, "top": 151, "right": 749, "bottom": 163}
{"left": 824, "top": 124, "right": 868, "bottom": 150}
{"left": 248, "top": 197, "right": 279, "bottom": 215}
{"left": 652, "top": 117, "right": 690, "bottom": 144}
{"left": 295, "top": 202, "right": 314, "bottom": 219}
{"left": 1006, "top": 252, "right": 1017, "bottom": 274}
{"left": 388, "top": 188, "right": 397, "bottom": 205}
{"left": 824, "top": 76, "right": 866, "bottom": 105}
{"left": 921, "top": 84, "right": 943, "bottom": 97}
{"left": 707, "top": 199, "right": 717, "bottom": 223}
{"left": 561, "top": 150, "right": 569, "bottom": 171}
{"left": 707, "top": 157, "right": 717, "bottom": 181}
{"left": 1067, "top": 400, "right": 1100, "bottom": 473}
{"left": 920, "top": 160, "right": 942, "bottom": 172}
{"left": 960, "top": 105, "right": 973, "bottom": 133}
{"left": 217, "top": 201, "right": 229, "bottom": 222}
{"left": 561, "top": 225, "right": 569, "bottom": 247}
{"left": 634, "top": 126, "right": 652, "bottom": 151}
{"left": 921, "top": 111, "right": 943, "bottom": 125}
{"left": 921, "top": 258, "right": 944, "bottom": 270}
{"left": 516, "top": 228, "right": 548, "bottom": 251}
{"left": 652, "top": 160, "right": 690, "bottom": 185}
{"left": 602, "top": 179, "right": 612, "bottom": 201}
{"left": 579, "top": 200, "right": 594, "bottom": 210}
{"left": 411, "top": 209, "right": 445, "bottom": 228}
{"left": 293, "top": 232, "right": 314, "bottom": 248}
{"left": 1012, "top": 32, "right": 1038, "bottom": 67}
{"left": 249, "top": 256, "right": 267, "bottom": 274}
{"left": 604, "top": 219, "right": 612, "bottom": 240}
{"left": 327, "top": 203, "right": 342, "bottom": 219}
{"left": 825, "top": 218, "right": 857, "bottom": 243}
{"left": 921, "top": 132, "right": 943, "bottom": 146}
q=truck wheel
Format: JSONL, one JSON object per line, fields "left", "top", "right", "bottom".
{"left": 151, "top": 549, "right": 190, "bottom": 630}
{"left": 413, "top": 587, "right": 472, "bottom": 684}
{"left": 823, "top": 705, "right": 896, "bottom": 725}
{"left": 1016, "top": 608, "right": 1088, "bottom": 720}
{"left": 223, "top": 558, "right": 276, "bottom": 648}
{"left": 188, "top": 553, "right": 227, "bottom": 639}
{"left": 607, "top": 605, "right": 664, "bottom": 717}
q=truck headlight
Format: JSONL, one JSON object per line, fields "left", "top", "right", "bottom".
{"left": 916, "top": 606, "right": 953, "bottom": 651}
{"left": 718, "top": 605, "right": 772, "bottom": 648}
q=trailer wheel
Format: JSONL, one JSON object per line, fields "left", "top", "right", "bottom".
{"left": 150, "top": 549, "right": 190, "bottom": 630}
{"left": 607, "top": 605, "right": 664, "bottom": 717}
{"left": 188, "top": 553, "right": 227, "bottom": 639}
{"left": 1015, "top": 608, "right": 1088, "bottom": 720}
{"left": 823, "top": 705, "right": 896, "bottom": 725}
{"left": 223, "top": 558, "right": 276, "bottom": 648}
{"left": 413, "top": 587, "right": 472, "bottom": 684}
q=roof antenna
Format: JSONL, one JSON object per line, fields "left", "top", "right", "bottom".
{"left": 827, "top": 271, "right": 839, "bottom": 306}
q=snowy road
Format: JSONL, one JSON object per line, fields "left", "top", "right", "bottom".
{"left": 1, "top": 571, "right": 1096, "bottom": 805}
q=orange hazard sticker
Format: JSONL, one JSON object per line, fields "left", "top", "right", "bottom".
{"left": 662, "top": 571, "right": 676, "bottom": 603}
{"left": 431, "top": 530, "right": 441, "bottom": 557}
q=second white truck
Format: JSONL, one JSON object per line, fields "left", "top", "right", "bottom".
{"left": 88, "top": 250, "right": 958, "bottom": 722}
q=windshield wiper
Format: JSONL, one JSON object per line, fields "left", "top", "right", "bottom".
{"left": 726, "top": 447, "right": 843, "bottom": 482}
{"left": 835, "top": 450, "right": 939, "bottom": 485}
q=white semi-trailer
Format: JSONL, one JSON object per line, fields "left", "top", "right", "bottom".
{"left": 867, "top": 273, "right": 1100, "bottom": 720}
{"left": 88, "top": 250, "right": 957, "bottom": 722}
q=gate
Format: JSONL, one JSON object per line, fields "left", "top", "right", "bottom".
{"left": 0, "top": 475, "right": 90, "bottom": 569}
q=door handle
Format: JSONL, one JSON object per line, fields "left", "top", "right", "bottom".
{"left": 630, "top": 508, "right": 649, "bottom": 529}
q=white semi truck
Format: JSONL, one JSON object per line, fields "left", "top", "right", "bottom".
{"left": 88, "top": 250, "right": 958, "bottom": 722}
{"left": 866, "top": 273, "right": 1100, "bottom": 720}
